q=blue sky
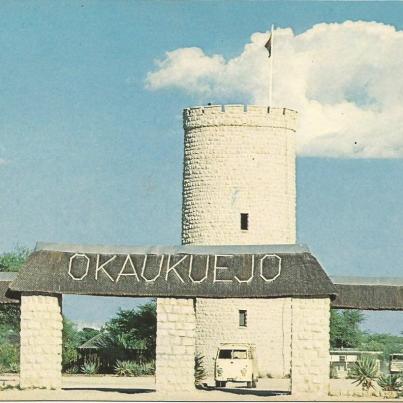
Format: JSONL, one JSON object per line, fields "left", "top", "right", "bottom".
{"left": 0, "top": 1, "right": 402, "bottom": 333}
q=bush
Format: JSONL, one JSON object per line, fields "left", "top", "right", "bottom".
{"left": 194, "top": 353, "right": 207, "bottom": 385}
{"left": 377, "top": 374, "right": 403, "bottom": 392}
{"left": 8, "top": 362, "right": 19, "bottom": 373}
{"left": 62, "top": 317, "right": 80, "bottom": 371}
{"left": 81, "top": 360, "right": 99, "bottom": 375}
{"left": 0, "top": 343, "right": 19, "bottom": 373}
{"left": 141, "top": 361, "right": 155, "bottom": 375}
{"left": 350, "top": 356, "right": 378, "bottom": 391}
{"left": 114, "top": 360, "right": 155, "bottom": 377}
{"left": 65, "top": 365, "right": 79, "bottom": 374}
{"left": 114, "top": 360, "right": 138, "bottom": 377}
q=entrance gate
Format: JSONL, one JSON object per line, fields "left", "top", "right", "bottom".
{"left": 3, "top": 242, "right": 402, "bottom": 397}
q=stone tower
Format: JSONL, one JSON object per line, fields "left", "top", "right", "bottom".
{"left": 182, "top": 105, "right": 298, "bottom": 246}
{"left": 181, "top": 104, "right": 299, "bottom": 379}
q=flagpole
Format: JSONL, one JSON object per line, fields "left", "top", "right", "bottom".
{"left": 269, "top": 24, "right": 274, "bottom": 107}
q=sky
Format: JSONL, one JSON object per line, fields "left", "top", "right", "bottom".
{"left": 0, "top": 1, "right": 402, "bottom": 333}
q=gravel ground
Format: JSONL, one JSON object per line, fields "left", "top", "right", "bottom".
{"left": 0, "top": 375, "right": 402, "bottom": 401}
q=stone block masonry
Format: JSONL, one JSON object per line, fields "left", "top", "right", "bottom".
{"left": 182, "top": 105, "right": 297, "bottom": 246}
{"left": 155, "top": 298, "right": 196, "bottom": 392}
{"left": 196, "top": 297, "right": 292, "bottom": 379}
{"left": 20, "top": 294, "right": 62, "bottom": 389}
{"left": 291, "top": 297, "right": 330, "bottom": 397}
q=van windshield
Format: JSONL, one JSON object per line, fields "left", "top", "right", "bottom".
{"left": 218, "top": 349, "right": 248, "bottom": 359}
{"left": 218, "top": 350, "right": 232, "bottom": 359}
{"left": 233, "top": 350, "right": 247, "bottom": 359}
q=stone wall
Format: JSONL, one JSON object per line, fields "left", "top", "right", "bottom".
{"left": 291, "top": 297, "right": 330, "bottom": 397}
{"left": 182, "top": 104, "right": 297, "bottom": 246}
{"left": 196, "top": 298, "right": 292, "bottom": 379}
{"left": 155, "top": 298, "right": 196, "bottom": 392}
{"left": 20, "top": 294, "right": 62, "bottom": 389}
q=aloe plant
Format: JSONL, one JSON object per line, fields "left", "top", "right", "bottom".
{"left": 114, "top": 360, "right": 138, "bottom": 376}
{"left": 114, "top": 360, "right": 154, "bottom": 376}
{"left": 81, "top": 360, "right": 99, "bottom": 375}
{"left": 377, "top": 374, "right": 403, "bottom": 392}
{"left": 194, "top": 353, "right": 207, "bottom": 385}
{"left": 350, "top": 356, "right": 378, "bottom": 391}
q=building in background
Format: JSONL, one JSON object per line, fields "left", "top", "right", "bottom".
{"left": 330, "top": 349, "right": 382, "bottom": 379}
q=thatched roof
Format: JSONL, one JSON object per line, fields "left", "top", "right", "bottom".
{"left": 331, "top": 277, "right": 403, "bottom": 310}
{"left": 0, "top": 273, "right": 19, "bottom": 304}
{"left": 5, "top": 243, "right": 403, "bottom": 309}
{"left": 78, "top": 333, "right": 104, "bottom": 350}
{"left": 9, "top": 242, "right": 337, "bottom": 299}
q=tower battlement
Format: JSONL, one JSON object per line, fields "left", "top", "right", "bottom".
{"left": 183, "top": 104, "right": 298, "bottom": 131}
{"left": 182, "top": 103, "right": 297, "bottom": 246}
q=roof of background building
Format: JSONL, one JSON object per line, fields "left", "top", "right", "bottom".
{"left": 330, "top": 350, "right": 382, "bottom": 355}
{"left": 78, "top": 333, "right": 104, "bottom": 350}
{"left": 0, "top": 276, "right": 19, "bottom": 304}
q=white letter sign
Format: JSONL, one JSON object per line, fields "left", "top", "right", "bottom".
{"left": 213, "top": 255, "right": 233, "bottom": 283}
{"left": 259, "top": 254, "right": 281, "bottom": 282}
{"left": 95, "top": 254, "right": 116, "bottom": 282}
{"left": 68, "top": 253, "right": 90, "bottom": 281}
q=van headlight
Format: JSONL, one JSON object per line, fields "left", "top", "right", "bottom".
{"left": 216, "top": 367, "right": 223, "bottom": 376}
{"left": 241, "top": 368, "right": 247, "bottom": 376}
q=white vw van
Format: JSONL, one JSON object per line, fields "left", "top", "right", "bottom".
{"left": 214, "top": 343, "right": 258, "bottom": 388}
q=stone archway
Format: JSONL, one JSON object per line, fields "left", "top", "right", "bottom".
{"left": 18, "top": 293, "right": 198, "bottom": 392}
{"left": 8, "top": 242, "right": 339, "bottom": 397}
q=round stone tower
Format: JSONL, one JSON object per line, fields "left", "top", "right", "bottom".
{"left": 181, "top": 104, "right": 299, "bottom": 379}
{"left": 182, "top": 104, "right": 298, "bottom": 246}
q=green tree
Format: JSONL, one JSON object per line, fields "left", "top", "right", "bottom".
{"left": 0, "top": 246, "right": 30, "bottom": 272}
{"left": 62, "top": 317, "right": 81, "bottom": 370}
{"left": 330, "top": 309, "right": 365, "bottom": 348}
{"left": 0, "top": 247, "right": 30, "bottom": 372}
{"left": 360, "top": 332, "right": 403, "bottom": 361}
{"left": 98, "top": 300, "right": 156, "bottom": 363}
{"left": 0, "top": 305, "right": 20, "bottom": 331}
{"left": 0, "top": 247, "right": 28, "bottom": 338}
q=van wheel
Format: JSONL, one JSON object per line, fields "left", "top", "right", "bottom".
{"left": 216, "top": 381, "right": 226, "bottom": 388}
{"left": 252, "top": 380, "right": 257, "bottom": 388}
{"left": 247, "top": 381, "right": 252, "bottom": 388}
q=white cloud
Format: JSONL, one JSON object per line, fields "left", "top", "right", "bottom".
{"left": 146, "top": 21, "right": 403, "bottom": 158}
{"left": 0, "top": 158, "right": 10, "bottom": 166}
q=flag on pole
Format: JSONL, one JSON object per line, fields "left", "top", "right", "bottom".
{"left": 264, "top": 34, "right": 272, "bottom": 57}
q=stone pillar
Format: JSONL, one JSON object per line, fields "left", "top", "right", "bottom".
{"left": 291, "top": 297, "right": 330, "bottom": 398}
{"left": 155, "top": 298, "right": 196, "bottom": 392}
{"left": 20, "top": 294, "right": 63, "bottom": 389}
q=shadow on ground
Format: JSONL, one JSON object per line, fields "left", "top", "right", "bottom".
{"left": 64, "top": 387, "right": 155, "bottom": 394}
{"left": 197, "top": 384, "right": 290, "bottom": 397}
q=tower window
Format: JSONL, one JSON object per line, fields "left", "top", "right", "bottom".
{"left": 239, "top": 310, "right": 247, "bottom": 327}
{"left": 240, "top": 213, "right": 248, "bottom": 230}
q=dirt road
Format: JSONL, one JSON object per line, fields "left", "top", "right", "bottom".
{"left": 0, "top": 375, "right": 401, "bottom": 401}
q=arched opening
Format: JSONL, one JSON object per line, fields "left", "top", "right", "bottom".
{"left": 61, "top": 295, "right": 156, "bottom": 393}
